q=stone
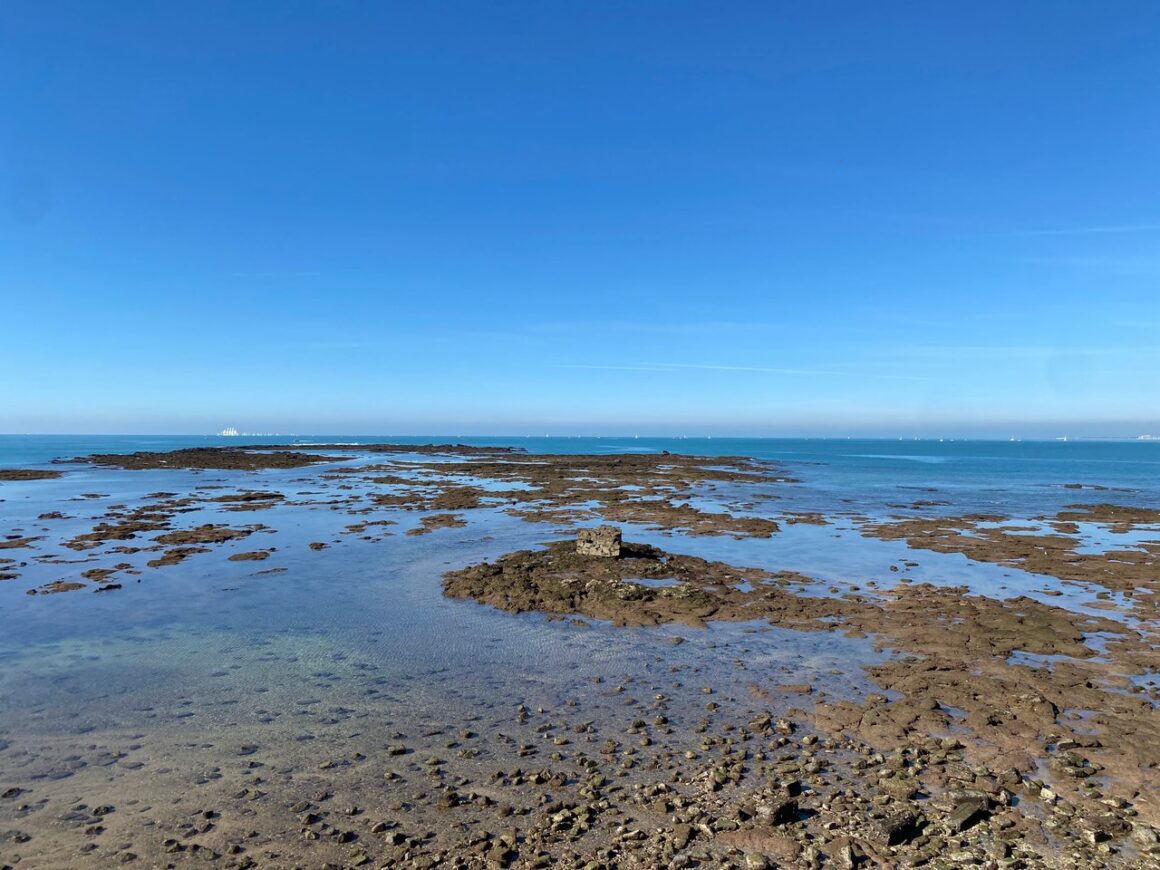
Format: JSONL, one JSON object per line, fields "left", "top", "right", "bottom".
{"left": 755, "top": 793, "right": 798, "bottom": 826}
{"left": 576, "top": 525, "right": 621, "bottom": 558}
{"left": 1131, "top": 824, "right": 1160, "bottom": 850}
{"left": 946, "top": 798, "right": 988, "bottom": 833}
{"left": 872, "top": 810, "right": 921, "bottom": 846}
{"left": 835, "top": 843, "right": 858, "bottom": 870}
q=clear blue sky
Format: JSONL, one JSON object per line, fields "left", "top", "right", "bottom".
{"left": 3, "top": 1, "right": 1159, "bottom": 436}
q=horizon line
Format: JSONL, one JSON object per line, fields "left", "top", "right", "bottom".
{"left": 3, "top": 432, "right": 1159, "bottom": 443}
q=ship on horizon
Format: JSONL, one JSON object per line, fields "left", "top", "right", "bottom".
{"left": 218, "top": 427, "right": 240, "bottom": 437}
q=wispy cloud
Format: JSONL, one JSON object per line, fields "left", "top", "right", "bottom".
{"left": 555, "top": 362, "right": 935, "bottom": 382}
{"left": 877, "top": 344, "right": 1160, "bottom": 362}
{"left": 537, "top": 320, "right": 781, "bottom": 337}
{"left": 1016, "top": 256, "right": 1160, "bottom": 275}
{"left": 1003, "top": 223, "right": 1160, "bottom": 237}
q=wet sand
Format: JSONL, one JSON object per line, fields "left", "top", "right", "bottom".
{"left": 1, "top": 444, "right": 1157, "bottom": 868}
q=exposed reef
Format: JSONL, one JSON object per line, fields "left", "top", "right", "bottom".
{"left": 861, "top": 508, "right": 1160, "bottom": 595}
{"left": 65, "top": 447, "right": 349, "bottom": 471}
{"left": 0, "top": 469, "right": 63, "bottom": 481}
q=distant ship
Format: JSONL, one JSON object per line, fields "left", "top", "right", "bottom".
{"left": 218, "top": 427, "right": 240, "bottom": 437}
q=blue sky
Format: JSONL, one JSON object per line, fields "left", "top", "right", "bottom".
{"left": 2, "top": 1, "right": 1159, "bottom": 436}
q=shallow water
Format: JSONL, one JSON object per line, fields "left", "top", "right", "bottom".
{"left": 3, "top": 436, "right": 1156, "bottom": 710}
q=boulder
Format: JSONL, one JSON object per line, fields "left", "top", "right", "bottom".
{"left": 576, "top": 525, "right": 621, "bottom": 557}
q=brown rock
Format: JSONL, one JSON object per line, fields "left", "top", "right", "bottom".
{"left": 577, "top": 526, "right": 621, "bottom": 558}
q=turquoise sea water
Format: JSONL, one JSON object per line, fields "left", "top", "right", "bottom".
{"left": 3, "top": 434, "right": 1157, "bottom": 647}
{"left": 4, "top": 434, "right": 1159, "bottom": 511}
{"left": 1, "top": 433, "right": 1153, "bottom": 698}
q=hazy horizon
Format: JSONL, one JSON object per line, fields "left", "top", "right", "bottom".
{"left": 4, "top": 421, "right": 1159, "bottom": 441}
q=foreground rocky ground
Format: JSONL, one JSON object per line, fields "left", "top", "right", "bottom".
{"left": 1, "top": 444, "right": 1157, "bottom": 868}
{"left": 443, "top": 536, "right": 1159, "bottom": 868}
